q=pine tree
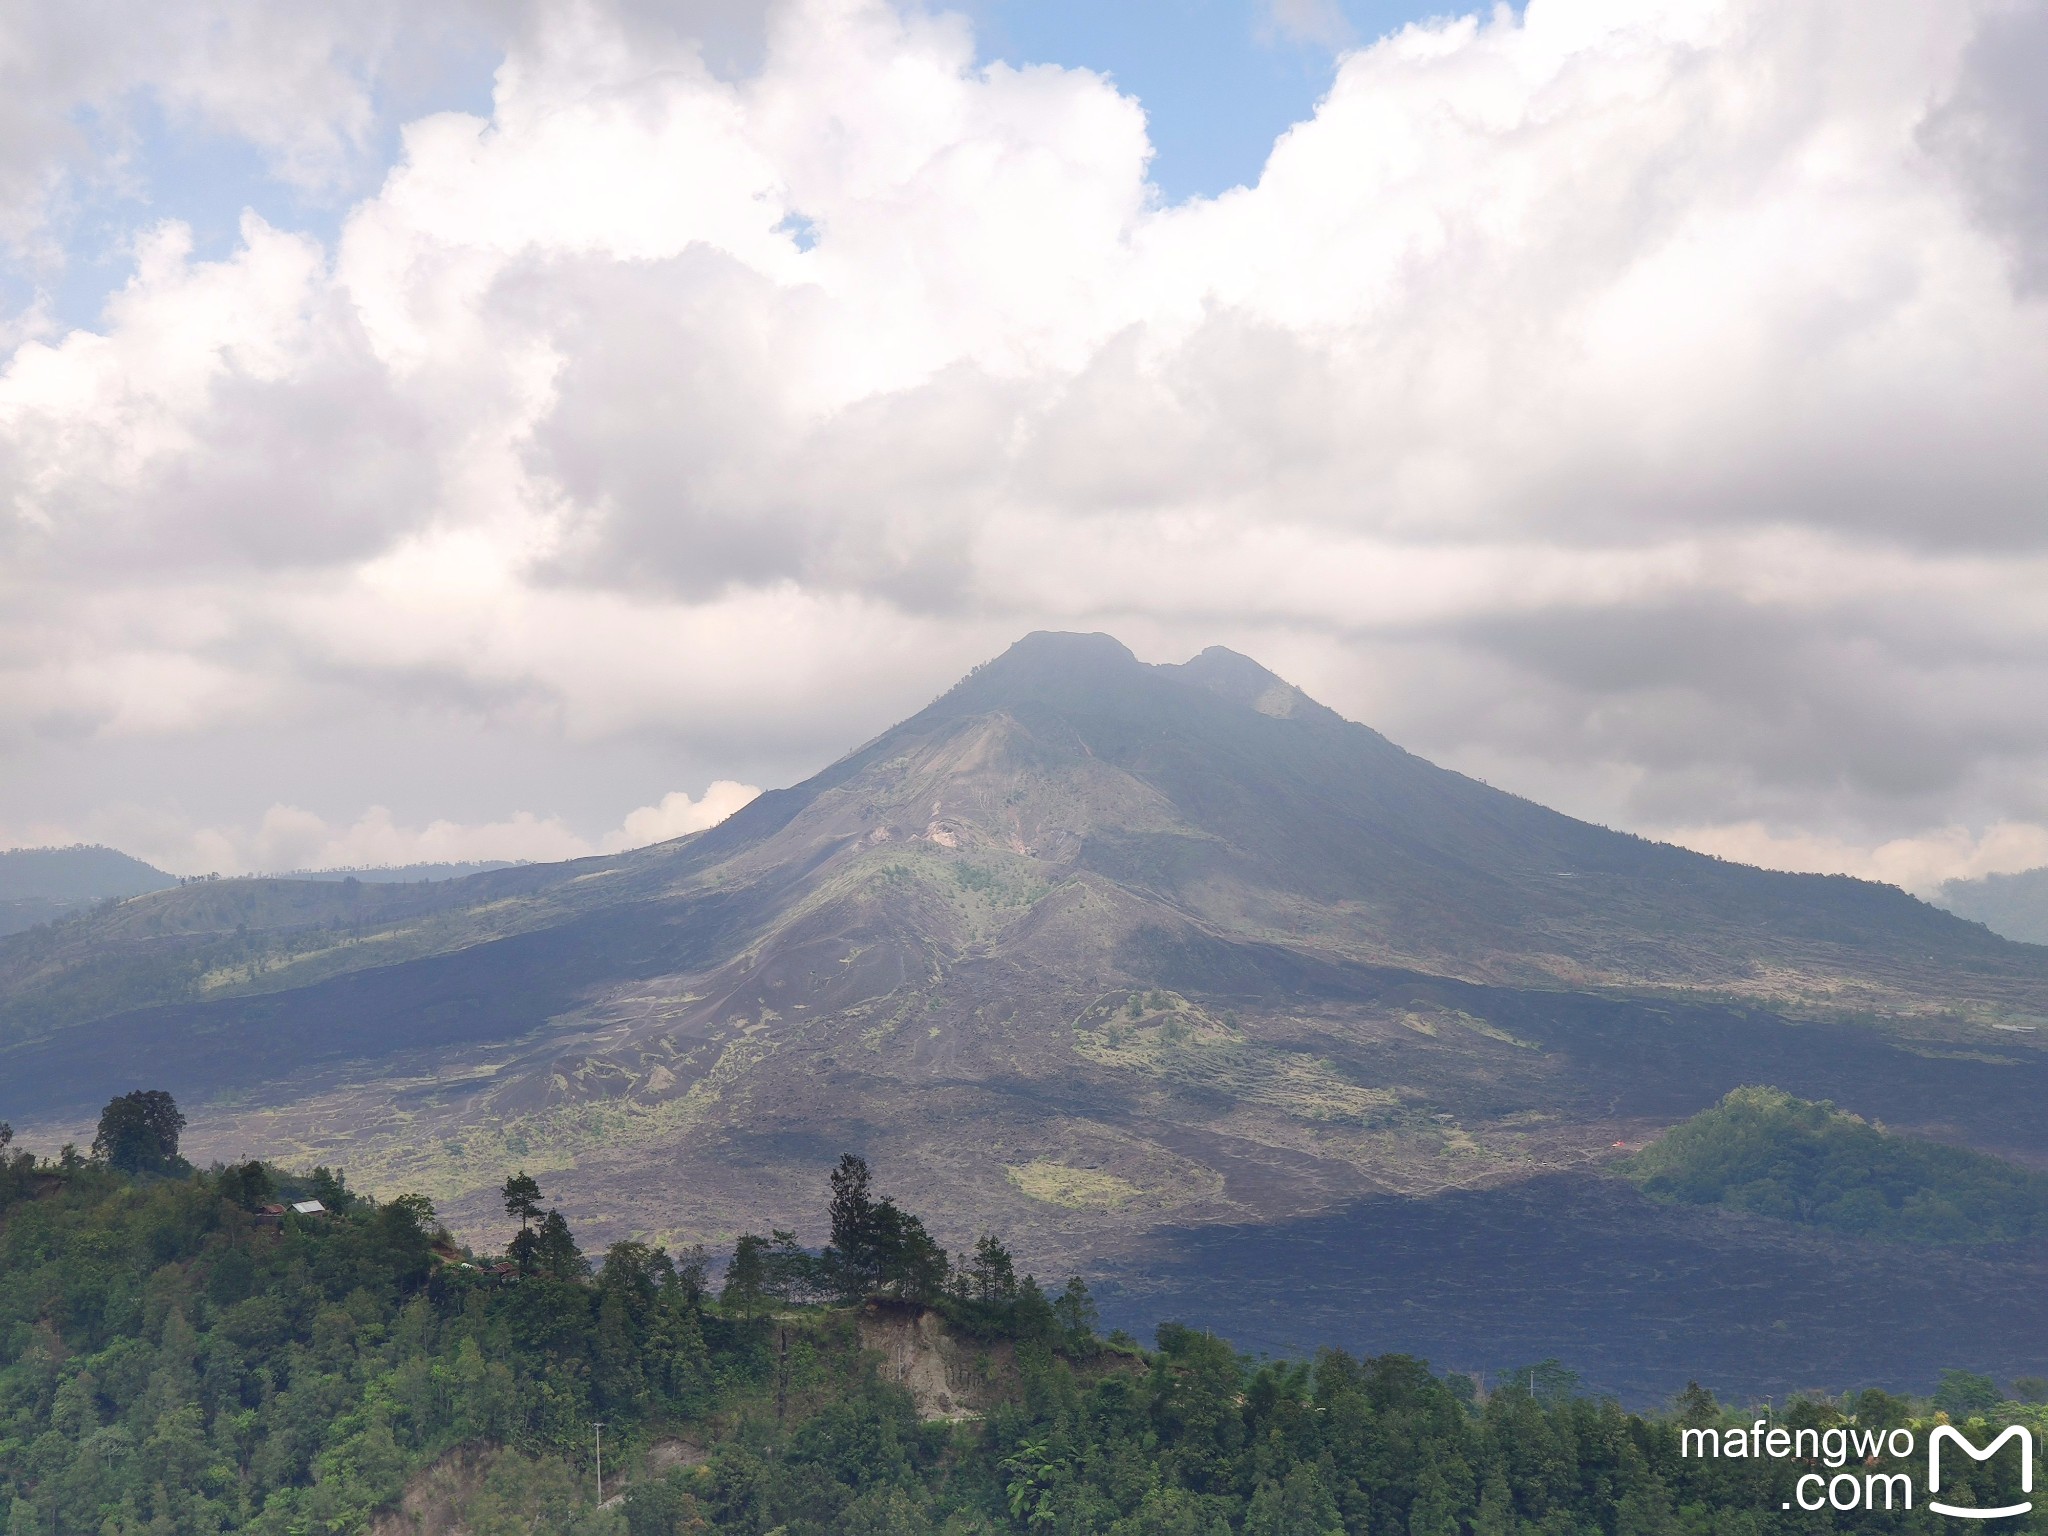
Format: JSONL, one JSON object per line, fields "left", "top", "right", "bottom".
{"left": 502, "top": 1170, "right": 543, "bottom": 1230}
{"left": 1053, "top": 1276, "right": 1099, "bottom": 1353}
{"left": 722, "top": 1233, "right": 770, "bottom": 1319}
{"left": 965, "top": 1234, "right": 1017, "bottom": 1303}
{"left": 1474, "top": 1466, "right": 1519, "bottom": 1536}
{"left": 594, "top": 1285, "right": 646, "bottom": 1412}
{"left": 827, "top": 1152, "right": 880, "bottom": 1296}
{"left": 533, "top": 1209, "right": 586, "bottom": 1281}
{"left": 1407, "top": 1465, "right": 1461, "bottom": 1536}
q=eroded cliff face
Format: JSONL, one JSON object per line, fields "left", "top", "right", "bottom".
{"left": 856, "top": 1300, "right": 1021, "bottom": 1421}
{"left": 361, "top": 1306, "right": 1027, "bottom": 1535}
{"left": 367, "top": 1446, "right": 494, "bottom": 1536}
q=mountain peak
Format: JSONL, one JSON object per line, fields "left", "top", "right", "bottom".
{"left": 941, "top": 633, "right": 1329, "bottom": 725}
{"left": 935, "top": 631, "right": 1145, "bottom": 715}
{"left": 1167, "top": 645, "right": 1319, "bottom": 719}
{"left": 988, "top": 630, "right": 1139, "bottom": 676}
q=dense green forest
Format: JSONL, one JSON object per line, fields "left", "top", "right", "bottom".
{"left": 1625, "top": 1086, "right": 2048, "bottom": 1244}
{"left": 2, "top": 1102, "right": 2044, "bottom": 1535}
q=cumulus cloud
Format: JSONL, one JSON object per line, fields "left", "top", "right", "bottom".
{"left": 3, "top": 0, "right": 2048, "bottom": 891}
{"left": 1672, "top": 820, "right": 2048, "bottom": 898}
{"left": 603, "top": 781, "right": 762, "bottom": 851}
{"left": 0, "top": 781, "right": 761, "bottom": 877}
{"left": 0, "top": 2, "right": 429, "bottom": 261}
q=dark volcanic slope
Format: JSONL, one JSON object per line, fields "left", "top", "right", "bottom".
{"left": 1102, "top": 1175, "right": 2048, "bottom": 1404}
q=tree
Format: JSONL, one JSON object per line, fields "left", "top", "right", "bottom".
{"left": 827, "top": 1152, "right": 878, "bottom": 1290}
{"left": 762, "top": 1229, "right": 821, "bottom": 1303}
{"left": 504, "top": 1173, "right": 549, "bottom": 1277}
{"left": 509, "top": 1225, "right": 540, "bottom": 1277}
{"left": 1003, "top": 1438, "right": 1060, "bottom": 1530}
{"left": 865, "top": 1202, "right": 947, "bottom": 1302}
{"left": 1406, "top": 1465, "right": 1461, "bottom": 1536}
{"left": 594, "top": 1283, "right": 647, "bottom": 1411}
{"left": 502, "top": 1170, "right": 543, "bottom": 1230}
{"left": 0, "top": 1122, "right": 11, "bottom": 1153}
{"left": 309, "top": 1164, "right": 355, "bottom": 1211}
{"left": 218, "top": 1160, "right": 274, "bottom": 1209}
{"left": 1934, "top": 1368, "right": 2002, "bottom": 1418}
{"left": 1053, "top": 1276, "right": 1098, "bottom": 1354}
{"left": 533, "top": 1208, "right": 587, "bottom": 1281}
{"left": 722, "top": 1233, "right": 771, "bottom": 1319}
{"left": 671, "top": 1244, "right": 710, "bottom": 1306}
{"left": 91, "top": 1090, "right": 186, "bottom": 1174}
{"left": 963, "top": 1234, "right": 1017, "bottom": 1303}
{"left": 824, "top": 1153, "right": 947, "bottom": 1301}
{"left": 1671, "top": 1381, "right": 1717, "bottom": 1425}
{"left": 1473, "top": 1468, "right": 1517, "bottom": 1536}
{"left": 1245, "top": 1464, "right": 1343, "bottom": 1536}
{"left": 386, "top": 1192, "right": 438, "bottom": 1238}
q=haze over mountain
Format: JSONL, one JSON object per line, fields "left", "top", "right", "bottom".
{"left": 5, "top": 634, "right": 2046, "bottom": 1394}
{"left": 1940, "top": 866, "right": 2048, "bottom": 947}
{"left": 0, "top": 845, "right": 175, "bottom": 938}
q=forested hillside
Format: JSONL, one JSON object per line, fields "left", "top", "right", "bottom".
{"left": 2, "top": 1107, "right": 2043, "bottom": 1534}
{"left": 1626, "top": 1087, "right": 2048, "bottom": 1245}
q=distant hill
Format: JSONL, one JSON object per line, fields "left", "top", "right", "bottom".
{"left": 0, "top": 844, "right": 175, "bottom": 938}
{"left": 5, "top": 633, "right": 2048, "bottom": 1393}
{"left": 276, "top": 860, "right": 520, "bottom": 884}
{"left": 0, "top": 849, "right": 518, "bottom": 942}
{"left": 1940, "top": 866, "right": 2048, "bottom": 946}
{"left": 1626, "top": 1086, "right": 2048, "bottom": 1244}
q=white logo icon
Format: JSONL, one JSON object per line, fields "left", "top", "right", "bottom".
{"left": 1929, "top": 1424, "right": 2034, "bottom": 1520}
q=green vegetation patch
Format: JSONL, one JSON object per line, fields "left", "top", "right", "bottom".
{"left": 1626, "top": 1085, "right": 2048, "bottom": 1244}
{"left": 1006, "top": 1160, "right": 1140, "bottom": 1210}
{"left": 1070, "top": 989, "right": 1244, "bottom": 1066}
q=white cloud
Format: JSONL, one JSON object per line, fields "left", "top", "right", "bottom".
{"left": 0, "top": 781, "right": 762, "bottom": 877}
{"left": 603, "top": 781, "right": 762, "bottom": 851}
{"left": 0, "top": 2, "right": 436, "bottom": 258}
{"left": 1259, "top": 0, "right": 1354, "bottom": 50}
{"left": 1667, "top": 820, "right": 2048, "bottom": 897}
{"left": 3, "top": 0, "right": 2048, "bottom": 881}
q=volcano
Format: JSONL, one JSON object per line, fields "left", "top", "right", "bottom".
{"left": 6, "top": 633, "right": 2047, "bottom": 1394}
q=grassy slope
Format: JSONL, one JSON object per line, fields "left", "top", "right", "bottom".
{"left": 1626, "top": 1085, "right": 2048, "bottom": 1243}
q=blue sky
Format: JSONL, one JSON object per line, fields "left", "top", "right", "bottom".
{"left": 972, "top": 0, "right": 1460, "bottom": 200}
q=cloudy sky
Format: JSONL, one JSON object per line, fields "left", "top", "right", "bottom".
{"left": 1, "top": 0, "right": 2044, "bottom": 891}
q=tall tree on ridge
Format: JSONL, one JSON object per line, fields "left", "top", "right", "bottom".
{"left": 91, "top": 1090, "right": 185, "bottom": 1175}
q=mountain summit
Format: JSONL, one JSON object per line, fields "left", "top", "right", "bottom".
{"left": 2, "top": 634, "right": 2043, "bottom": 1270}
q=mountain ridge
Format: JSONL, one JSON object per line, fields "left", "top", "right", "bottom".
{"left": 0, "top": 844, "right": 177, "bottom": 939}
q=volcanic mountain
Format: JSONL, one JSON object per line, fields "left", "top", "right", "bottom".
{"left": 5, "top": 633, "right": 2048, "bottom": 1393}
